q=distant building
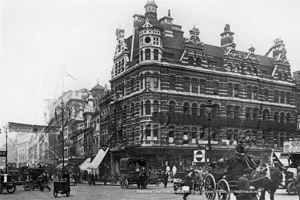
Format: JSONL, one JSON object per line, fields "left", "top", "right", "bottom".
{"left": 7, "top": 138, "right": 17, "bottom": 165}
{"left": 16, "top": 132, "right": 34, "bottom": 167}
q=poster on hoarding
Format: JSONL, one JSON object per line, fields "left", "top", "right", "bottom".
{"left": 283, "top": 141, "right": 300, "bottom": 153}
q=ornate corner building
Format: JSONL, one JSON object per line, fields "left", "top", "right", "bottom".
{"left": 98, "top": 0, "right": 298, "bottom": 170}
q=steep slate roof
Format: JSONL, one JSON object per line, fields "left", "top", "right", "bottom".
{"left": 91, "top": 83, "right": 104, "bottom": 91}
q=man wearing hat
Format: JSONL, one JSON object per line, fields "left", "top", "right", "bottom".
{"left": 182, "top": 169, "right": 195, "bottom": 200}
{"left": 237, "top": 168, "right": 252, "bottom": 200}
{"left": 295, "top": 166, "right": 300, "bottom": 200}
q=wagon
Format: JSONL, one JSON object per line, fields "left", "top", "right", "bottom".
{"left": 0, "top": 174, "right": 16, "bottom": 194}
{"left": 203, "top": 154, "right": 260, "bottom": 200}
{"left": 53, "top": 180, "right": 70, "bottom": 197}
{"left": 23, "top": 167, "right": 45, "bottom": 191}
{"left": 119, "top": 158, "right": 148, "bottom": 189}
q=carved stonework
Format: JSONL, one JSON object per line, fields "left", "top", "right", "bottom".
{"left": 185, "top": 26, "right": 203, "bottom": 46}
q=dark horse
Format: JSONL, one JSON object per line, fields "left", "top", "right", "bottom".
{"left": 250, "top": 167, "right": 283, "bottom": 200}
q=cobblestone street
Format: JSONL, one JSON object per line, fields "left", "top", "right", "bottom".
{"left": 0, "top": 183, "right": 294, "bottom": 200}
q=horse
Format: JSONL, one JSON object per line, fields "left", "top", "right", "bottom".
{"left": 250, "top": 166, "right": 283, "bottom": 200}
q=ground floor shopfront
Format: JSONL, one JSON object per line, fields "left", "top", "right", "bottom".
{"left": 109, "top": 145, "right": 274, "bottom": 172}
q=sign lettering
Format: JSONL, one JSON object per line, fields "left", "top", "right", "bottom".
{"left": 0, "top": 151, "right": 7, "bottom": 157}
{"left": 8, "top": 122, "right": 58, "bottom": 133}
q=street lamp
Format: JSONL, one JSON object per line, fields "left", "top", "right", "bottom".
{"left": 55, "top": 99, "right": 71, "bottom": 169}
{"left": 205, "top": 98, "right": 215, "bottom": 165}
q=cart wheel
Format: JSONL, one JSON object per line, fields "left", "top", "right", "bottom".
{"left": 6, "top": 183, "right": 16, "bottom": 194}
{"left": 124, "top": 179, "right": 129, "bottom": 189}
{"left": 53, "top": 190, "right": 58, "bottom": 198}
{"left": 217, "top": 179, "right": 230, "bottom": 200}
{"left": 23, "top": 182, "right": 31, "bottom": 191}
{"left": 204, "top": 173, "right": 216, "bottom": 200}
{"left": 287, "top": 182, "right": 296, "bottom": 195}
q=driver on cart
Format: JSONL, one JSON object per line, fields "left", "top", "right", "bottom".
{"left": 61, "top": 168, "right": 70, "bottom": 186}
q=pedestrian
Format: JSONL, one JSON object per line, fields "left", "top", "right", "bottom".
{"left": 62, "top": 168, "right": 70, "bottom": 186}
{"left": 193, "top": 171, "right": 203, "bottom": 195}
{"left": 40, "top": 171, "right": 51, "bottom": 191}
{"left": 237, "top": 169, "right": 252, "bottom": 200}
{"left": 295, "top": 166, "right": 300, "bottom": 200}
{"left": 182, "top": 169, "right": 194, "bottom": 200}
{"left": 163, "top": 170, "right": 168, "bottom": 188}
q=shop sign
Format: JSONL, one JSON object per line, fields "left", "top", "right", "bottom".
{"left": 0, "top": 151, "right": 7, "bottom": 157}
{"left": 284, "top": 140, "right": 300, "bottom": 153}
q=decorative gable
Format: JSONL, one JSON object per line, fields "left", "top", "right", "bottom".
{"left": 185, "top": 26, "right": 203, "bottom": 46}
{"left": 114, "top": 28, "right": 128, "bottom": 57}
{"left": 142, "top": 18, "right": 153, "bottom": 28}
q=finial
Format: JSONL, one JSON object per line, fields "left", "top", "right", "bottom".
{"left": 168, "top": 9, "right": 171, "bottom": 17}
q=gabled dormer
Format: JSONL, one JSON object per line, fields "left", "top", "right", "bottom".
{"left": 223, "top": 43, "right": 242, "bottom": 73}
{"left": 242, "top": 46, "right": 261, "bottom": 76}
{"left": 181, "top": 26, "right": 206, "bottom": 67}
{"left": 271, "top": 39, "right": 293, "bottom": 82}
{"left": 112, "top": 28, "right": 130, "bottom": 79}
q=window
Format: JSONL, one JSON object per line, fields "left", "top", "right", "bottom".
{"left": 286, "top": 93, "right": 290, "bottom": 104}
{"left": 213, "top": 82, "right": 219, "bottom": 95}
{"left": 145, "top": 49, "right": 151, "bottom": 60}
{"left": 153, "top": 100, "right": 159, "bottom": 113}
{"left": 200, "top": 80, "right": 206, "bottom": 94}
{"left": 131, "top": 78, "right": 134, "bottom": 93}
{"left": 146, "top": 125, "right": 151, "bottom": 139}
{"left": 192, "top": 127, "right": 197, "bottom": 143}
{"left": 131, "top": 103, "right": 135, "bottom": 116}
{"left": 280, "top": 92, "right": 285, "bottom": 104}
{"left": 183, "top": 127, "right": 189, "bottom": 141}
{"left": 279, "top": 133, "right": 284, "bottom": 148}
{"left": 274, "top": 91, "right": 279, "bottom": 103}
{"left": 196, "top": 57, "right": 202, "bottom": 66}
{"left": 188, "top": 56, "right": 194, "bottom": 65}
{"left": 227, "top": 105, "right": 234, "bottom": 118}
{"left": 274, "top": 112, "right": 279, "bottom": 122}
{"left": 278, "top": 72, "right": 283, "bottom": 80}
{"left": 146, "top": 77, "right": 151, "bottom": 88}
{"left": 247, "top": 86, "right": 252, "bottom": 99}
{"left": 140, "top": 102, "right": 144, "bottom": 116}
{"left": 252, "top": 87, "right": 258, "bottom": 100}
{"left": 154, "top": 49, "right": 159, "bottom": 60}
{"left": 169, "top": 101, "right": 176, "bottom": 113}
{"left": 262, "top": 109, "right": 269, "bottom": 120}
{"left": 140, "top": 76, "right": 143, "bottom": 90}
{"left": 184, "top": 78, "right": 190, "bottom": 92}
{"left": 140, "top": 50, "right": 143, "bottom": 61}
{"left": 234, "top": 106, "right": 240, "bottom": 118}
{"left": 264, "top": 89, "right": 269, "bottom": 101}
{"left": 246, "top": 107, "right": 252, "bottom": 119}
{"left": 280, "top": 112, "right": 285, "bottom": 123}
{"left": 200, "top": 104, "right": 205, "bottom": 117}
{"left": 286, "top": 113, "right": 291, "bottom": 123}
{"left": 234, "top": 85, "right": 239, "bottom": 97}
{"left": 284, "top": 73, "right": 288, "bottom": 81}
{"left": 228, "top": 83, "right": 233, "bottom": 97}
{"left": 183, "top": 102, "right": 190, "bottom": 114}
{"left": 212, "top": 104, "right": 220, "bottom": 117}
{"left": 169, "top": 76, "right": 175, "bottom": 90}
{"left": 153, "top": 125, "right": 158, "bottom": 139}
{"left": 145, "top": 100, "right": 151, "bottom": 115}
{"left": 153, "top": 77, "right": 158, "bottom": 88}
{"left": 192, "top": 103, "right": 198, "bottom": 116}
{"left": 253, "top": 108, "right": 258, "bottom": 120}
{"left": 123, "top": 105, "right": 127, "bottom": 119}
{"left": 192, "top": 80, "right": 198, "bottom": 93}
{"left": 140, "top": 125, "right": 144, "bottom": 141}
{"left": 253, "top": 67, "right": 258, "bottom": 75}
{"left": 168, "top": 126, "right": 174, "bottom": 143}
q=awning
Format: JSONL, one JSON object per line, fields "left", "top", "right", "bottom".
{"left": 55, "top": 163, "right": 68, "bottom": 169}
{"left": 281, "top": 152, "right": 300, "bottom": 156}
{"left": 88, "top": 148, "right": 109, "bottom": 169}
{"left": 273, "top": 152, "right": 289, "bottom": 167}
{"left": 79, "top": 158, "right": 91, "bottom": 171}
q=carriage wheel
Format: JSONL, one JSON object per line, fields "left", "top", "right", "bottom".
{"left": 204, "top": 173, "right": 216, "bottom": 200}
{"left": 23, "top": 182, "right": 31, "bottom": 191}
{"left": 6, "top": 183, "right": 16, "bottom": 194}
{"left": 217, "top": 179, "right": 230, "bottom": 200}
{"left": 287, "top": 182, "right": 296, "bottom": 195}
{"left": 53, "top": 190, "right": 58, "bottom": 198}
{"left": 124, "top": 179, "right": 129, "bottom": 189}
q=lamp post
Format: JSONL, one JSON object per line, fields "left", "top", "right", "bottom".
{"left": 204, "top": 98, "right": 214, "bottom": 165}
{"left": 55, "top": 99, "right": 71, "bottom": 169}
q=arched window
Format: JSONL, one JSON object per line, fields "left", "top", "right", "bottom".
{"left": 212, "top": 104, "right": 220, "bottom": 117}
{"left": 274, "top": 112, "right": 279, "bottom": 122}
{"left": 286, "top": 113, "right": 291, "bottom": 123}
{"left": 145, "top": 100, "right": 151, "bottom": 115}
{"left": 200, "top": 104, "right": 205, "bottom": 117}
{"left": 192, "top": 103, "right": 198, "bottom": 116}
{"left": 262, "top": 109, "right": 269, "bottom": 120}
{"left": 183, "top": 102, "right": 190, "bottom": 114}
{"left": 153, "top": 100, "right": 159, "bottom": 113}
{"left": 280, "top": 112, "right": 285, "bottom": 123}
{"left": 169, "top": 101, "right": 176, "bottom": 113}
{"left": 140, "top": 102, "right": 144, "bottom": 116}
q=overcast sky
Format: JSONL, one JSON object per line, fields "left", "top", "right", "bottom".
{"left": 1, "top": 0, "right": 300, "bottom": 144}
